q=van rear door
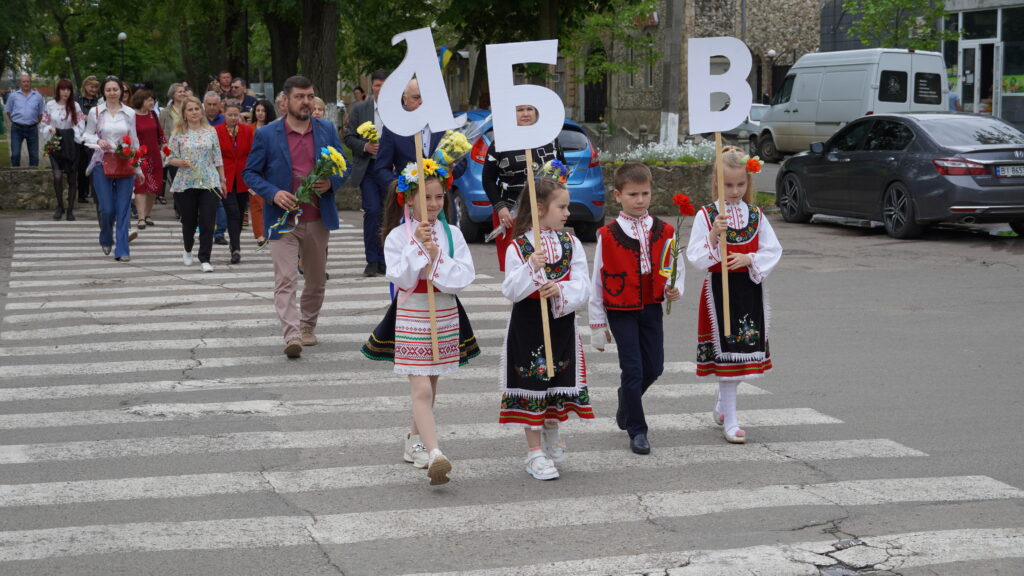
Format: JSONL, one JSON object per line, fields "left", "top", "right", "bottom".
{"left": 876, "top": 52, "right": 912, "bottom": 114}
{"left": 909, "top": 54, "right": 946, "bottom": 111}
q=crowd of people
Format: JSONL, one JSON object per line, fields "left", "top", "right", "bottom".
{"left": 5, "top": 69, "right": 784, "bottom": 488}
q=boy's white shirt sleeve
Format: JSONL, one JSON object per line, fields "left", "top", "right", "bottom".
{"left": 588, "top": 234, "right": 607, "bottom": 329}
{"left": 548, "top": 235, "right": 590, "bottom": 319}
{"left": 686, "top": 207, "right": 720, "bottom": 271}
{"left": 748, "top": 211, "right": 783, "bottom": 284}
{"left": 384, "top": 226, "right": 432, "bottom": 292}
{"left": 430, "top": 225, "right": 476, "bottom": 294}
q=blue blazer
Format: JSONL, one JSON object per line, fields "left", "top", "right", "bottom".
{"left": 373, "top": 126, "right": 467, "bottom": 191}
{"left": 243, "top": 118, "right": 349, "bottom": 239}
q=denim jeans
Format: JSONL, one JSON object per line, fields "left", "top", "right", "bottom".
{"left": 92, "top": 170, "right": 135, "bottom": 258}
{"left": 9, "top": 123, "right": 39, "bottom": 167}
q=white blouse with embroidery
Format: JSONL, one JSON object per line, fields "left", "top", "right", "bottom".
{"left": 503, "top": 228, "right": 590, "bottom": 319}
{"left": 686, "top": 201, "right": 783, "bottom": 284}
{"left": 588, "top": 212, "right": 684, "bottom": 329}
{"left": 384, "top": 217, "right": 476, "bottom": 296}
{"left": 39, "top": 100, "right": 85, "bottom": 139}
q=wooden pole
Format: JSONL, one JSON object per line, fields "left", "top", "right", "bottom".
{"left": 525, "top": 149, "right": 554, "bottom": 380}
{"left": 715, "top": 132, "right": 732, "bottom": 337}
{"left": 414, "top": 131, "right": 441, "bottom": 361}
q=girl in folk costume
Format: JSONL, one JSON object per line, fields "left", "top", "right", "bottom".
{"left": 686, "top": 146, "right": 783, "bottom": 444}
{"left": 362, "top": 161, "right": 480, "bottom": 486}
{"left": 500, "top": 162, "right": 594, "bottom": 481}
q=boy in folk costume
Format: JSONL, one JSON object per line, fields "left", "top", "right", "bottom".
{"left": 686, "top": 147, "right": 782, "bottom": 444}
{"left": 589, "top": 163, "right": 683, "bottom": 455}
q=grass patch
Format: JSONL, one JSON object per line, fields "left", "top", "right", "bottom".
{"left": 753, "top": 192, "right": 776, "bottom": 209}
{"left": 0, "top": 139, "right": 10, "bottom": 168}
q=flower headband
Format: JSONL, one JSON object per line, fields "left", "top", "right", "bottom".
{"left": 536, "top": 159, "right": 571, "bottom": 183}
{"left": 721, "top": 145, "right": 763, "bottom": 175}
{"left": 395, "top": 159, "right": 449, "bottom": 205}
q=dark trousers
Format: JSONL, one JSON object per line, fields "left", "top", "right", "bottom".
{"left": 10, "top": 123, "right": 39, "bottom": 167}
{"left": 223, "top": 192, "right": 249, "bottom": 252}
{"left": 77, "top": 143, "right": 94, "bottom": 201}
{"left": 360, "top": 171, "right": 385, "bottom": 264}
{"left": 607, "top": 304, "right": 665, "bottom": 437}
{"left": 177, "top": 188, "right": 218, "bottom": 263}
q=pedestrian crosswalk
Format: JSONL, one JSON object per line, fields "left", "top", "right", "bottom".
{"left": 1, "top": 214, "right": 1022, "bottom": 575}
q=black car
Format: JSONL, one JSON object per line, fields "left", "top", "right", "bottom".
{"left": 775, "top": 113, "right": 1024, "bottom": 238}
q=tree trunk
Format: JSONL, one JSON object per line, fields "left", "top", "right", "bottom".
{"left": 266, "top": 14, "right": 300, "bottom": 94}
{"left": 299, "top": 0, "right": 338, "bottom": 103}
{"left": 469, "top": 49, "right": 487, "bottom": 109}
{"left": 224, "top": 0, "right": 247, "bottom": 81}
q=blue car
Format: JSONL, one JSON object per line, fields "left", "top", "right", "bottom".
{"left": 451, "top": 112, "right": 606, "bottom": 242}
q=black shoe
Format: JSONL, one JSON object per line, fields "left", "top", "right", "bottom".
{"left": 377, "top": 262, "right": 387, "bottom": 276}
{"left": 78, "top": 196, "right": 89, "bottom": 204}
{"left": 102, "top": 245, "right": 112, "bottom": 255}
{"left": 630, "top": 433, "right": 651, "bottom": 455}
{"left": 230, "top": 251, "right": 241, "bottom": 264}
{"left": 66, "top": 210, "right": 76, "bottom": 221}
{"left": 156, "top": 195, "right": 167, "bottom": 205}
{"left": 363, "top": 262, "right": 379, "bottom": 277}
{"left": 53, "top": 207, "right": 64, "bottom": 220}
{"left": 214, "top": 236, "right": 228, "bottom": 245}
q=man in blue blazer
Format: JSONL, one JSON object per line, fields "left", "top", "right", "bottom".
{"left": 243, "top": 75, "right": 349, "bottom": 359}
{"left": 373, "top": 78, "right": 467, "bottom": 223}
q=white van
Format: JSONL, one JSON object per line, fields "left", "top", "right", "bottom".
{"left": 756, "top": 49, "right": 947, "bottom": 161}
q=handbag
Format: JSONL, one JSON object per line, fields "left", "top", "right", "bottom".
{"left": 102, "top": 152, "right": 135, "bottom": 178}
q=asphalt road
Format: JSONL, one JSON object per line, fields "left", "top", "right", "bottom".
{"left": 0, "top": 205, "right": 1022, "bottom": 575}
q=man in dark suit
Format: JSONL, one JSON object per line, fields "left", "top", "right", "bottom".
{"left": 243, "top": 75, "right": 349, "bottom": 359}
{"left": 343, "top": 69, "right": 389, "bottom": 277}
{"left": 373, "top": 78, "right": 467, "bottom": 225}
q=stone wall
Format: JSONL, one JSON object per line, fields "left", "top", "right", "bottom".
{"left": 0, "top": 168, "right": 54, "bottom": 210}
{"left": 601, "top": 162, "right": 715, "bottom": 216}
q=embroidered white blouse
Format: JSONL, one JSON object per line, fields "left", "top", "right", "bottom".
{"left": 39, "top": 100, "right": 85, "bottom": 139}
{"left": 588, "top": 212, "right": 685, "bottom": 329}
{"left": 385, "top": 217, "right": 476, "bottom": 296}
{"left": 686, "top": 201, "right": 783, "bottom": 284}
{"left": 503, "top": 228, "right": 590, "bottom": 319}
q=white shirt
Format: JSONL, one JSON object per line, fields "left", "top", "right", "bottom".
{"left": 384, "top": 217, "right": 476, "bottom": 296}
{"left": 502, "top": 229, "right": 590, "bottom": 319}
{"left": 39, "top": 100, "right": 85, "bottom": 140}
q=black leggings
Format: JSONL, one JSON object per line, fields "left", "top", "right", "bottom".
{"left": 222, "top": 192, "right": 249, "bottom": 253}
{"left": 177, "top": 188, "right": 219, "bottom": 263}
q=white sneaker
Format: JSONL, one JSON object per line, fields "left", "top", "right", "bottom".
{"left": 426, "top": 449, "right": 452, "bottom": 486}
{"left": 525, "top": 451, "right": 559, "bottom": 480}
{"left": 182, "top": 251, "right": 193, "bottom": 266}
{"left": 403, "top": 434, "right": 429, "bottom": 469}
{"left": 541, "top": 423, "right": 567, "bottom": 463}
{"left": 201, "top": 262, "right": 214, "bottom": 273}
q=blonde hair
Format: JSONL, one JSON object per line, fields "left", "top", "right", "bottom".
{"left": 175, "top": 96, "right": 211, "bottom": 134}
{"left": 711, "top": 145, "right": 755, "bottom": 204}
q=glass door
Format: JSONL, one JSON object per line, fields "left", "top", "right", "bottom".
{"left": 960, "top": 46, "right": 977, "bottom": 112}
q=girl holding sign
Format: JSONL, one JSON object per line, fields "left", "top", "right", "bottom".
{"left": 500, "top": 162, "right": 594, "bottom": 481}
{"left": 686, "top": 146, "right": 782, "bottom": 444}
{"left": 362, "top": 161, "right": 480, "bottom": 486}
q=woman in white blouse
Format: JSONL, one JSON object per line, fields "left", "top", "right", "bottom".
{"left": 40, "top": 79, "right": 85, "bottom": 221}
{"left": 81, "top": 76, "right": 145, "bottom": 262}
{"left": 167, "top": 95, "right": 226, "bottom": 272}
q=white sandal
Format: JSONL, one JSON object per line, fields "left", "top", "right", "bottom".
{"left": 525, "top": 452, "right": 560, "bottom": 480}
{"left": 724, "top": 425, "right": 747, "bottom": 444}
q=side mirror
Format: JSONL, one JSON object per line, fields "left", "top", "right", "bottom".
{"left": 810, "top": 141, "right": 824, "bottom": 155}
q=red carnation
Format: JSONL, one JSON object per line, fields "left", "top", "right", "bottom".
{"left": 746, "top": 157, "right": 763, "bottom": 174}
{"left": 122, "top": 135, "right": 132, "bottom": 146}
{"left": 673, "top": 193, "right": 696, "bottom": 217}
{"left": 162, "top": 145, "right": 172, "bottom": 157}
{"left": 138, "top": 145, "right": 148, "bottom": 156}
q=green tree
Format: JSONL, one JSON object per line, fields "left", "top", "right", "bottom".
{"left": 844, "top": 0, "right": 957, "bottom": 50}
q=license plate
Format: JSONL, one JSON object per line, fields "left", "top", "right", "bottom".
{"left": 996, "top": 165, "right": 1024, "bottom": 177}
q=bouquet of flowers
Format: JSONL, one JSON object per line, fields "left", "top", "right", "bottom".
{"left": 432, "top": 130, "right": 472, "bottom": 166}
{"left": 665, "top": 193, "right": 697, "bottom": 315}
{"left": 356, "top": 121, "right": 379, "bottom": 143}
{"left": 43, "top": 133, "right": 62, "bottom": 157}
{"left": 260, "top": 146, "right": 348, "bottom": 251}
{"left": 115, "top": 135, "right": 147, "bottom": 168}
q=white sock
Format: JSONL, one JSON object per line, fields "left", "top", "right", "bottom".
{"left": 718, "top": 381, "right": 740, "bottom": 434}
{"left": 714, "top": 389, "right": 723, "bottom": 416}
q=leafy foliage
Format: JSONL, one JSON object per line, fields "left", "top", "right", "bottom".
{"left": 844, "top": 0, "right": 957, "bottom": 50}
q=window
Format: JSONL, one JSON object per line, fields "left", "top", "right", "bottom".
{"left": 772, "top": 75, "right": 795, "bottom": 105}
{"left": 920, "top": 116, "right": 1024, "bottom": 146}
{"left": 830, "top": 121, "right": 872, "bottom": 153}
{"left": 646, "top": 34, "right": 655, "bottom": 88}
{"left": 879, "top": 70, "right": 908, "bottom": 103}
{"left": 962, "top": 10, "right": 997, "bottom": 40}
{"left": 557, "top": 127, "right": 590, "bottom": 152}
{"left": 914, "top": 72, "right": 942, "bottom": 104}
{"left": 1005, "top": 8, "right": 1024, "bottom": 41}
{"left": 865, "top": 120, "right": 915, "bottom": 151}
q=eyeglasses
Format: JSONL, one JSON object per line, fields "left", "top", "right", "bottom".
{"left": 104, "top": 75, "right": 120, "bottom": 82}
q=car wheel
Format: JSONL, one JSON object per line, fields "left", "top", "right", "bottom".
{"left": 453, "top": 192, "right": 482, "bottom": 242}
{"left": 758, "top": 133, "right": 783, "bottom": 163}
{"left": 572, "top": 220, "right": 601, "bottom": 243}
{"left": 748, "top": 135, "right": 758, "bottom": 157}
{"left": 778, "top": 173, "right": 813, "bottom": 223}
{"left": 882, "top": 182, "right": 925, "bottom": 239}
{"left": 1010, "top": 219, "right": 1024, "bottom": 236}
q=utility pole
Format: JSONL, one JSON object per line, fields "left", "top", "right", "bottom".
{"left": 660, "top": 0, "right": 683, "bottom": 145}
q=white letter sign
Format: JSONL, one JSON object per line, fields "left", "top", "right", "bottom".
{"left": 687, "top": 37, "right": 752, "bottom": 134}
{"left": 486, "top": 40, "right": 566, "bottom": 153}
{"left": 378, "top": 27, "right": 462, "bottom": 136}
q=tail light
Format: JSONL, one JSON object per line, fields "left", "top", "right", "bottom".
{"left": 471, "top": 137, "right": 488, "bottom": 164}
{"left": 933, "top": 158, "right": 987, "bottom": 176}
{"left": 588, "top": 140, "right": 600, "bottom": 168}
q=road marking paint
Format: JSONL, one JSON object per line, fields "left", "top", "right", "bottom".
{"left": 4, "top": 272, "right": 494, "bottom": 290}
{"left": 0, "top": 409, "right": 837, "bottom": 464}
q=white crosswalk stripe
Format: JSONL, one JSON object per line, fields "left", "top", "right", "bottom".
{"left": 2, "top": 217, "right": 1022, "bottom": 574}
